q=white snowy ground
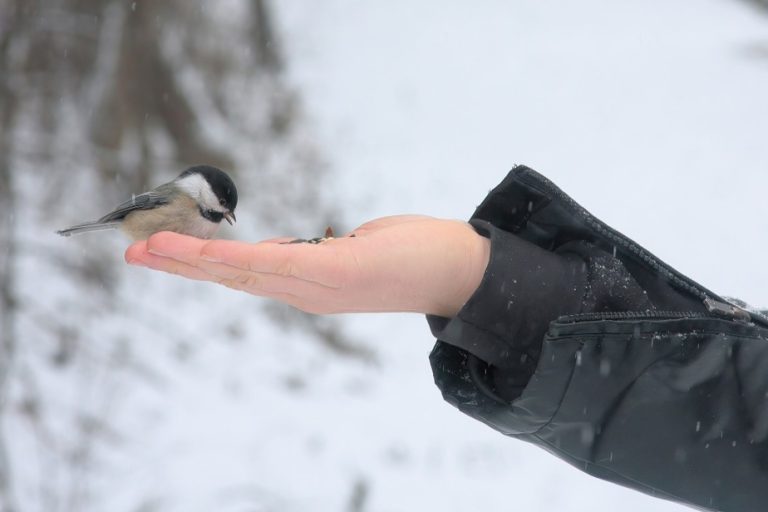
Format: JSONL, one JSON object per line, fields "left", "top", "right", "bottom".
{"left": 267, "top": 0, "right": 768, "bottom": 511}
{"left": 12, "top": 2, "right": 767, "bottom": 512}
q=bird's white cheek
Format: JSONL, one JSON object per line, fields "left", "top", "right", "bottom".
{"left": 176, "top": 173, "right": 223, "bottom": 212}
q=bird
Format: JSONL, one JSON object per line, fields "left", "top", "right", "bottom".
{"left": 57, "top": 165, "right": 238, "bottom": 241}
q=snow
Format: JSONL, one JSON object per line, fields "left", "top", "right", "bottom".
{"left": 8, "top": 1, "right": 768, "bottom": 511}
{"left": 268, "top": 1, "right": 768, "bottom": 511}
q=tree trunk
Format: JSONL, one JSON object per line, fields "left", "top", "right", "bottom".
{"left": 0, "top": 4, "right": 20, "bottom": 510}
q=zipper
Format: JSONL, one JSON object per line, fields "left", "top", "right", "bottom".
{"left": 559, "top": 300, "right": 757, "bottom": 324}
{"left": 516, "top": 167, "right": 766, "bottom": 327}
{"left": 558, "top": 310, "right": 711, "bottom": 324}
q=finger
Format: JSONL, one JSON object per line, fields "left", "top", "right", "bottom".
{"left": 139, "top": 232, "right": 347, "bottom": 289}
{"left": 137, "top": 235, "right": 344, "bottom": 297}
{"left": 142, "top": 231, "right": 314, "bottom": 272}
{"left": 144, "top": 231, "right": 208, "bottom": 261}
{"left": 128, "top": 250, "right": 219, "bottom": 283}
{"left": 199, "top": 240, "right": 348, "bottom": 288}
{"left": 177, "top": 255, "right": 336, "bottom": 297}
{"left": 126, "top": 235, "right": 348, "bottom": 309}
{"left": 260, "top": 236, "right": 300, "bottom": 244}
{"left": 125, "top": 240, "right": 149, "bottom": 264}
{"left": 129, "top": 244, "right": 325, "bottom": 299}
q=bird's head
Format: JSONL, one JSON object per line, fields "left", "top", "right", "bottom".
{"left": 176, "top": 165, "right": 238, "bottom": 225}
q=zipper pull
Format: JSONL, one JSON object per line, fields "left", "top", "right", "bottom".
{"left": 704, "top": 298, "right": 752, "bottom": 323}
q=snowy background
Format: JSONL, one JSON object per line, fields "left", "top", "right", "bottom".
{"left": 2, "top": 0, "right": 767, "bottom": 511}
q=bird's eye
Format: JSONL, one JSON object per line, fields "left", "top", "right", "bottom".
{"left": 219, "top": 198, "right": 226, "bottom": 206}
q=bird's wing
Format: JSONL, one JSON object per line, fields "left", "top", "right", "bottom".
{"left": 97, "top": 188, "right": 173, "bottom": 223}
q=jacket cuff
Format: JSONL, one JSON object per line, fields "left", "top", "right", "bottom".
{"left": 426, "top": 219, "right": 587, "bottom": 369}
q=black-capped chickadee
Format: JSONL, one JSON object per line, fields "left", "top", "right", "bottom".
{"left": 57, "top": 165, "right": 238, "bottom": 241}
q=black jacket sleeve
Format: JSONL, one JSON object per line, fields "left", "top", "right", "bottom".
{"left": 427, "top": 166, "right": 768, "bottom": 512}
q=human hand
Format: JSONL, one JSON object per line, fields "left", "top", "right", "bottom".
{"left": 124, "top": 215, "right": 490, "bottom": 317}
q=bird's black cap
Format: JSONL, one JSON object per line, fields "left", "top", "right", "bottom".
{"left": 180, "top": 165, "right": 238, "bottom": 212}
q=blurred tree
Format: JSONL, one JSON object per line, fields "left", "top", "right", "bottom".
{"left": 0, "top": 1, "right": 363, "bottom": 510}
{"left": 4, "top": 0, "right": 281, "bottom": 193}
{"left": 0, "top": 3, "right": 21, "bottom": 510}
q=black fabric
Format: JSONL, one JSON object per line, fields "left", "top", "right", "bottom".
{"left": 428, "top": 166, "right": 768, "bottom": 512}
{"left": 426, "top": 221, "right": 589, "bottom": 369}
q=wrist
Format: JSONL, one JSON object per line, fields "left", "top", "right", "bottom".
{"left": 428, "top": 221, "right": 490, "bottom": 317}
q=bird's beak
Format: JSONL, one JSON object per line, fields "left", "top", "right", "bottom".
{"left": 224, "top": 211, "right": 236, "bottom": 225}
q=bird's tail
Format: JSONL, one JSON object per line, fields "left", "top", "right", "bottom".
{"left": 56, "top": 221, "right": 120, "bottom": 237}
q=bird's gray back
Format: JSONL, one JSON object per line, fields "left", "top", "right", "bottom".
{"left": 98, "top": 184, "right": 178, "bottom": 223}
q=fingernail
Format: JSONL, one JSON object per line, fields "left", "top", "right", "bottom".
{"left": 127, "top": 259, "right": 146, "bottom": 267}
{"left": 147, "top": 248, "right": 165, "bottom": 256}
